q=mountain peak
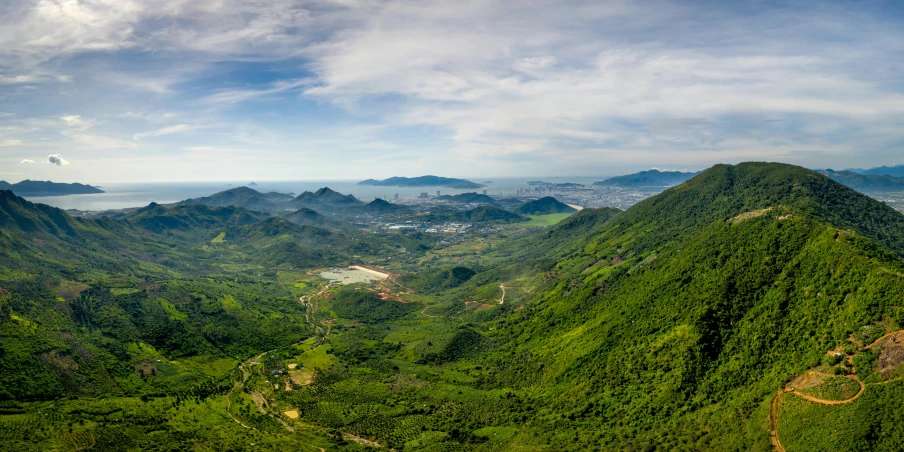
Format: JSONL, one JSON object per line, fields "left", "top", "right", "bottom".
{"left": 617, "top": 162, "right": 904, "bottom": 254}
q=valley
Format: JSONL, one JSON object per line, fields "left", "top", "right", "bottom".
{"left": 2, "top": 163, "right": 904, "bottom": 450}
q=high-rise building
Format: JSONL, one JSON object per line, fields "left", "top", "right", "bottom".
{"left": 483, "top": 189, "right": 487, "bottom": 195}
{"left": 420, "top": 192, "right": 428, "bottom": 198}
{"left": 394, "top": 193, "right": 399, "bottom": 201}
{"left": 436, "top": 191, "right": 441, "bottom": 197}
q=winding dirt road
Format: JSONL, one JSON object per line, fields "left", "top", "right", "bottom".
{"left": 770, "top": 329, "right": 904, "bottom": 451}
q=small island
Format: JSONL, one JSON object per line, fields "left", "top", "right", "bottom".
{"left": 0, "top": 180, "right": 104, "bottom": 197}
{"left": 358, "top": 175, "right": 484, "bottom": 189}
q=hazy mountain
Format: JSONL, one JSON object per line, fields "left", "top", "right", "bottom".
{"left": 856, "top": 164, "right": 904, "bottom": 178}
{"left": 436, "top": 192, "right": 496, "bottom": 204}
{"left": 358, "top": 175, "right": 484, "bottom": 189}
{"left": 282, "top": 207, "right": 332, "bottom": 227}
{"left": 516, "top": 196, "right": 577, "bottom": 215}
{"left": 124, "top": 202, "right": 268, "bottom": 233}
{"left": 462, "top": 205, "right": 522, "bottom": 222}
{"left": 593, "top": 169, "right": 701, "bottom": 187}
{"left": 293, "top": 187, "right": 363, "bottom": 210}
{"left": 817, "top": 169, "right": 904, "bottom": 192}
{"left": 356, "top": 198, "right": 409, "bottom": 213}
{"left": 0, "top": 180, "right": 104, "bottom": 196}
{"left": 175, "top": 186, "right": 294, "bottom": 212}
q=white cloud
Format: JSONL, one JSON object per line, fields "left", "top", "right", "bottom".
{"left": 133, "top": 124, "right": 194, "bottom": 140}
{"left": 1, "top": 0, "right": 903, "bottom": 177}
{"left": 199, "top": 78, "right": 311, "bottom": 105}
{"left": 48, "top": 154, "right": 69, "bottom": 166}
{"left": 19, "top": 159, "right": 35, "bottom": 164}
{"left": 60, "top": 115, "right": 96, "bottom": 130}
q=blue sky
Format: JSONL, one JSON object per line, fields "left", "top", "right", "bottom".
{"left": 1, "top": 0, "right": 903, "bottom": 183}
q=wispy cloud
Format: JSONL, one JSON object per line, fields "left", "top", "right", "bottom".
{"left": 60, "top": 115, "right": 96, "bottom": 130}
{"left": 199, "top": 78, "right": 312, "bottom": 105}
{"left": 19, "top": 159, "right": 35, "bottom": 164}
{"left": 1, "top": 0, "right": 903, "bottom": 179}
{"left": 133, "top": 124, "right": 194, "bottom": 140}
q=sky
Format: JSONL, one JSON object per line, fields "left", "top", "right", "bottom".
{"left": 1, "top": 0, "right": 903, "bottom": 183}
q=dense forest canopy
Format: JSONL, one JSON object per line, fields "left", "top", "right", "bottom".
{"left": 1, "top": 163, "right": 904, "bottom": 450}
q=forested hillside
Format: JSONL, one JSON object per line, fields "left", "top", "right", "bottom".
{"left": 1, "top": 163, "right": 903, "bottom": 451}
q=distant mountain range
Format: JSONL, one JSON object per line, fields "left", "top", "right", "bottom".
{"left": 358, "top": 176, "right": 484, "bottom": 189}
{"left": 853, "top": 165, "right": 904, "bottom": 178}
{"left": 516, "top": 196, "right": 577, "bottom": 215}
{"left": 593, "top": 170, "right": 701, "bottom": 188}
{"left": 817, "top": 169, "right": 904, "bottom": 193}
{"left": 0, "top": 180, "right": 104, "bottom": 196}
{"left": 174, "top": 186, "right": 365, "bottom": 214}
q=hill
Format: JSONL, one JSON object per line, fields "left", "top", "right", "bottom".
{"left": 176, "top": 186, "right": 293, "bottom": 212}
{"left": 355, "top": 198, "right": 408, "bottom": 213}
{"left": 857, "top": 164, "right": 904, "bottom": 178}
{"left": 437, "top": 192, "right": 496, "bottom": 204}
{"left": 358, "top": 175, "right": 483, "bottom": 189}
{"left": 293, "top": 187, "right": 363, "bottom": 210}
{"left": 124, "top": 202, "right": 269, "bottom": 233}
{"left": 6, "top": 163, "right": 904, "bottom": 450}
{"left": 516, "top": 196, "right": 577, "bottom": 215}
{"left": 594, "top": 169, "right": 700, "bottom": 187}
{"left": 0, "top": 180, "right": 104, "bottom": 196}
{"left": 463, "top": 205, "right": 523, "bottom": 222}
{"left": 282, "top": 207, "right": 332, "bottom": 227}
{"left": 487, "top": 162, "right": 904, "bottom": 449}
{"left": 818, "top": 169, "right": 904, "bottom": 192}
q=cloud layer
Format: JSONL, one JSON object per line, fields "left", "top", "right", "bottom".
{"left": 1, "top": 0, "right": 903, "bottom": 181}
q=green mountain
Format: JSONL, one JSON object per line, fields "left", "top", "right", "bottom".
{"left": 356, "top": 198, "right": 408, "bottom": 213}
{"left": 516, "top": 196, "right": 577, "bottom": 215}
{"left": 463, "top": 205, "right": 523, "bottom": 222}
{"left": 0, "top": 180, "right": 104, "bottom": 196}
{"left": 4, "top": 162, "right": 904, "bottom": 451}
{"left": 358, "top": 175, "right": 484, "bottom": 189}
{"left": 282, "top": 207, "right": 332, "bottom": 227}
{"left": 594, "top": 169, "right": 700, "bottom": 187}
{"left": 176, "top": 186, "right": 294, "bottom": 212}
{"left": 123, "top": 202, "right": 268, "bottom": 234}
{"left": 293, "top": 187, "right": 363, "bottom": 210}
{"left": 487, "top": 162, "right": 904, "bottom": 449}
{"left": 818, "top": 169, "right": 904, "bottom": 192}
{"left": 437, "top": 192, "right": 496, "bottom": 204}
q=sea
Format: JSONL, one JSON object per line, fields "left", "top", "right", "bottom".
{"left": 21, "top": 177, "right": 608, "bottom": 212}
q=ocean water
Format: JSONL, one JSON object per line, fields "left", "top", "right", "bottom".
{"left": 21, "top": 176, "right": 607, "bottom": 211}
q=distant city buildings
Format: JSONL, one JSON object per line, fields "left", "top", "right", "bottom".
{"left": 420, "top": 192, "right": 428, "bottom": 198}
